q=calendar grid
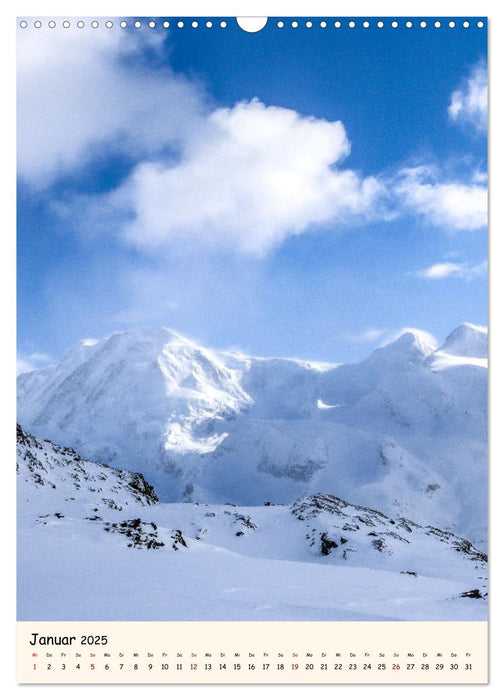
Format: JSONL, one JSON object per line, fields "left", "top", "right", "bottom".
{"left": 17, "top": 621, "right": 488, "bottom": 684}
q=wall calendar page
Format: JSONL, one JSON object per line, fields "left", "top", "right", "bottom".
{"left": 16, "top": 8, "right": 488, "bottom": 686}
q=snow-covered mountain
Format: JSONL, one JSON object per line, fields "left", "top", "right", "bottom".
{"left": 17, "top": 426, "right": 487, "bottom": 621}
{"left": 17, "top": 322, "right": 487, "bottom": 546}
{"left": 16, "top": 423, "right": 158, "bottom": 511}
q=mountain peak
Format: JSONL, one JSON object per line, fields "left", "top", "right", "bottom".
{"left": 438, "top": 323, "right": 487, "bottom": 358}
{"left": 370, "top": 328, "right": 437, "bottom": 364}
{"left": 393, "top": 329, "right": 437, "bottom": 354}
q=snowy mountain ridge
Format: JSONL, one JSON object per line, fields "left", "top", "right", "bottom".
{"left": 17, "top": 322, "right": 488, "bottom": 546}
{"left": 16, "top": 423, "right": 158, "bottom": 511}
{"left": 17, "top": 425, "right": 487, "bottom": 621}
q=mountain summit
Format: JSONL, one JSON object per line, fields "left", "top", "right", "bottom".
{"left": 17, "top": 324, "right": 487, "bottom": 546}
{"left": 436, "top": 322, "right": 487, "bottom": 358}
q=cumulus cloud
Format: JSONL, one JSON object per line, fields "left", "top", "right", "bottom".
{"left": 448, "top": 62, "right": 487, "bottom": 133}
{"left": 416, "top": 260, "right": 487, "bottom": 280}
{"left": 18, "top": 27, "right": 487, "bottom": 256}
{"left": 17, "top": 27, "right": 390, "bottom": 254}
{"left": 95, "top": 99, "right": 388, "bottom": 256}
{"left": 394, "top": 166, "right": 487, "bottom": 231}
{"left": 17, "top": 26, "right": 206, "bottom": 187}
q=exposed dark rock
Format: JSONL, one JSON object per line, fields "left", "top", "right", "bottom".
{"left": 320, "top": 532, "right": 338, "bottom": 556}
{"left": 101, "top": 498, "right": 123, "bottom": 511}
{"left": 233, "top": 513, "right": 257, "bottom": 530}
{"left": 103, "top": 518, "right": 166, "bottom": 550}
{"left": 371, "top": 538, "right": 386, "bottom": 552}
{"left": 171, "top": 529, "right": 187, "bottom": 550}
{"left": 127, "top": 473, "right": 158, "bottom": 504}
{"left": 460, "top": 589, "right": 485, "bottom": 599}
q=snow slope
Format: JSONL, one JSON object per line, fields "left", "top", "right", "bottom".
{"left": 17, "top": 426, "right": 487, "bottom": 622}
{"left": 17, "top": 323, "right": 487, "bottom": 546}
{"left": 428, "top": 322, "right": 488, "bottom": 371}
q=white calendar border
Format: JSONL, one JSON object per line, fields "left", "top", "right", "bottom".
{"left": 3, "top": 1, "right": 501, "bottom": 698}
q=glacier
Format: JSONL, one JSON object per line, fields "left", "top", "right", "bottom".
{"left": 17, "top": 322, "right": 487, "bottom": 548}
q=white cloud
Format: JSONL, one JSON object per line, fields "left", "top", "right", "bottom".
{"left": 394, "top": 166, "right": 487, "bottom": 231}
{"left": 17, "top": 352, "right": 52, "bottom": 375}
{"left": 343, "top": 328, "right": 387, "bottom": 343}
{"left": 472, "top": 170, "right": 487, "bottom": 185}
{"left": 18, "top": 28, "right": 487, "bottom": 255}
{"left": 17, "top": 26, "right": 205, "bottom": 187}
{"left": 416, "top": 260, "right": 487, "bottom": 280}
{"left": 105, "top": 99, "right": 387, "bottom": 256}
{"left": 448, "top": 62, "right": 487, "bottom": 133}
{"left": 18, "top": 29, "right": 390, "bottom": 254}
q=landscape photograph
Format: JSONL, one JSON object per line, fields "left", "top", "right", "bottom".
{"left": 17, "top": 17, "right": 487, "bottom": 621}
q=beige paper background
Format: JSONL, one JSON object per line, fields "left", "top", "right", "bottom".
{"left": 18, "top": 621, "right": 487, "bottom": 684}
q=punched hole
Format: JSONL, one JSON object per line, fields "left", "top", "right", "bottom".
{"left": 237, "top": 17, "right": 268, "bottom": 32}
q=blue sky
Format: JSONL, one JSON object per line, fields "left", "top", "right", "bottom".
{"left": 17, "top": 17, "right": 487, "bottom": 369}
